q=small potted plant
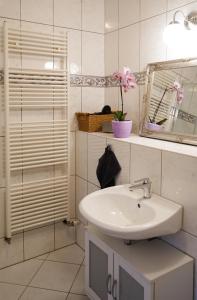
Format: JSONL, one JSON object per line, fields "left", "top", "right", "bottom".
{"left": 147, "top": 81, "right": 184, "bottom": 131}
{"left": 112, "top": 67, "right": 137, "bottom": 138}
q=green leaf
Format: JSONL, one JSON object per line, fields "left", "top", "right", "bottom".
{"left": 156, "top": 118, "right": 167, "bottom": 125}
{"left": 114, "top": 111, "right": 127, "bottom": 121}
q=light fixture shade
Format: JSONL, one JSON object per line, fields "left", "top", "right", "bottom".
{"left": 163, "top": 22, "right": 186, "bottom": 46}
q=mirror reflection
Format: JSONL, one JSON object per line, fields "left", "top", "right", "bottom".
{"left": 141, "top": 59, "right": 197, "bottom": 145}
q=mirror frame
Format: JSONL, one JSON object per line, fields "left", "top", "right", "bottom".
{"left": 140, "top": 57, "right": 197, "bottom": 146}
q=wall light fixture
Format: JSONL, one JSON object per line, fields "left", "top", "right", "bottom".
{"left": 163, "top": 10, "right": 197, "bottom": 48}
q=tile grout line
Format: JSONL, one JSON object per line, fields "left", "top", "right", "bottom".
{"left": 104, "top": 0, "right": 197, "bottom": 35}
{"left": 65, "top": 263, "right": 84, "bottom": 300}
{"left": 42, "top": 259, "right": 82, "bottom": 266}
{"left": 0, "top": 281, "right": 27, "bottom": 288}
{"left": 18, "top": 258, "right": 47, "bottom": 299}
{"left": 0, "top": 241, "right": 75, "bottom": 271}
{"left": 0, "top": 16, "right": 104, "bottom": 35}
{"left": 16, "top": 243, "right": 84, "bottom": 298}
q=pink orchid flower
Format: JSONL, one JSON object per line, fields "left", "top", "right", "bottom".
{"left": 113, "top": 67, "right": 137, "bottom": 93}
{"left": 169, "top": 81, "right": 184, "bottom": 103}
{"left": 172, "top": 81, "right": 181, "bottom": 91}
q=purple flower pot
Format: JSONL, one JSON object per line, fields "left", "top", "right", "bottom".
{"left": 112, "top": 120, "right": 132, "bottom": 138}
{"left": 146, "top": 122, "right": 162, "bottom": 132}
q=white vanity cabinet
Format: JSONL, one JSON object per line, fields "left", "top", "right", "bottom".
{"left": 85, "top": 228, "right": 193, "bottom": 300}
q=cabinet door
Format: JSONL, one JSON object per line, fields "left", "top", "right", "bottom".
{"left": 85, "top": 230, "right": 114, "bottom": 300}
{"left": 114, "top": 254, "right": 153, "bottom": 300}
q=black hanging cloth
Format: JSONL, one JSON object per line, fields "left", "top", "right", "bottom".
{"left": 96, "top": 145, "right": 121, "bottom": 189}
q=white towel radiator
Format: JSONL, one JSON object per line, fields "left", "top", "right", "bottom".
{"left": 3, "top": 22, "right": 70, "bottom": 241}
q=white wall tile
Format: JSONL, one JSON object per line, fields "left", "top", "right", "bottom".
{"left": 82, "top": 0, "right": 104, "bottom": 33}
{"left": 88, "top": 182, "right": 100, "bottom": 194}
{"left": 54, "top": 0, "right": 82, "bottom": 30}
{"left": 76, "top": 131, "right": 88, "bottom": 180}
{"left": 105, "top": 31, "right": 118, "bottom": 76}
{"left": 105, "top": 87, "right": 119, "bottom": 111}
{"left": 119, "top": 23, "right": 140, "bottom": 72}
{"left": 162, "top": 151, "right": 197, "bottom": 236}
{"left": 69, "top": 175, "right": 76, "bottom": 219}
{"left": 104, "top": 0, "right": 118, "bottom": 32}
{"left": 88, "top": 135, "right": 106, "bottom": 186}
{"left": 21, "top": 0, "right": 53, "bottom": 24}
{"left": 70, "top": 132, "right": 76, "bottom": 176}
{"left": 140, "top": 14, "right": 167, "bottom": 71}
{"left": 167, "top": 0, "right": 194, "bottom": 10}
{"left": 68, "top": 29, "right": 82, "bottom": 75}
{"left": 0, "top": 189, "right": 5, "bottom": 238}
{"left": 141, "top": 0, "right": 167, "bottom": 20}
{"left": 69, "top": 87, "right": 82, "bottom": 131}
{"left": 0, "top": 0, "right": 20, "bottom": 19}
{"left": 76, "top": 222, "right": 85, "bottom": 250}
{"left": 130, "top": 144, "right": 162, "bottom": 194}
{"left": 24, "top": 225, "right": 54, "bottom": 259}
{"left": 107, "top": 139, "right": 130, "bottom": 185}
{"left": 82, "top": 32, "right": 104, "bottom": 76}
{"left": 76, "top": 176, "right": 87, "bottom": 223}
{"left": 0, "top": 234, "right": 23, "bottom": 269}
{"left": 82, "top": 88, "right": 105, "bottom": 113}
{"left": 119, "top": 0, "right": 140, "bottom": 28}
{"left": 54, "top": 222, "right": 75, "bottom": 249}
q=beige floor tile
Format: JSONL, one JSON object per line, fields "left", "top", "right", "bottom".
{"left": 67, "top": 294, "right": 89, "bottom": 300}
{"left": 24, "top": 225, "right": 54, "bottom": 260}
{"left": 54, "top": 222, "right": 75, "bottom": 249}
{"left": 47, "top": 245, "right": 84, "bottom": 265}
{"left": 30, "top": 261, "right": 80, "bottom": 292}
{"left": 36, "top": 253, "right": 49, "bottom": 260}
{"left": 71, "top": 266, "right": 85, "bottom": 295}
{"left": 20, "top": 287, "right": 67, "bottom": 300}
{"left": 0, "top": 259, "right": 42, "bottom": 286}
{"left": 0, "top": 282, "right": 25, "bottom": 300}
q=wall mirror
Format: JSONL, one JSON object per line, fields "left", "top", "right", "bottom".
{"left": 140, "top": 58, "right": 197, "bottom": 146}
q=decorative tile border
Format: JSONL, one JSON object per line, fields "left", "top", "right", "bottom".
{"left": 70, "top": 74, "right": 106, "bottom": 87}
{"left": 70, "top": 71, "right": 146, "bottom": 88}
{"left": 178, "top": 109, "right": 197, "bottom": 124}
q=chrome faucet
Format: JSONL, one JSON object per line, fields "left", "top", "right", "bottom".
{"left": 129, "top": 178, "right": 152, "bottom": 199}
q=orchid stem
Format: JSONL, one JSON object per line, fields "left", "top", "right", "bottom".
{"left": 152, "top": 88, "right": 167, "bottom": 123}
{"left": 120, "top": 85, "right": 123, "bottom": 114}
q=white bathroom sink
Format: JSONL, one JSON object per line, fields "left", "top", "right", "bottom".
{"left": 79, "top": 185, "right": 182, "bottom": 240}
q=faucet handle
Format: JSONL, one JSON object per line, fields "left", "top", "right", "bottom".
{"left": 134, "top": 177, "right": 151, "bottom": 184}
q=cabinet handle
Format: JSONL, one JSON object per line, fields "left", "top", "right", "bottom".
{"left": 106, "top": 274, "right": 112, "bottom": 294}
{"left": 112, "top": 279, "right": 117, "bottom": 300}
